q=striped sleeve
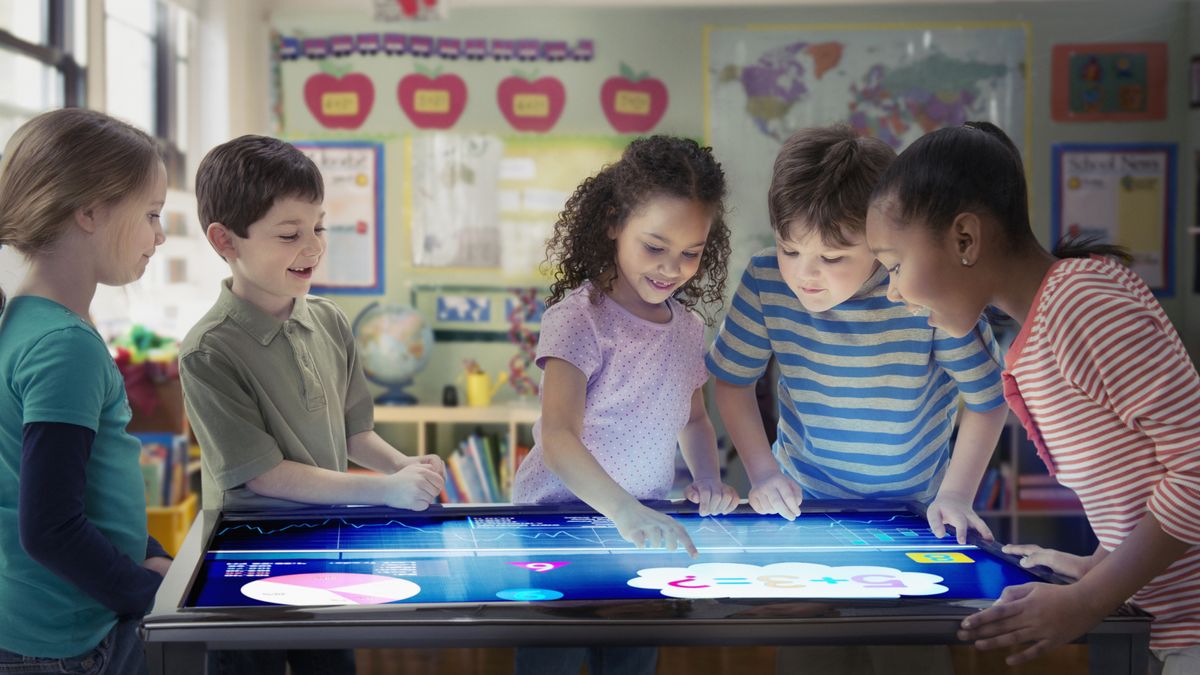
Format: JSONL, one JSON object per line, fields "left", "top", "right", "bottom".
{"left": 707, "top": 259, "right": 773, "bottom": 385}
{"left": 1050, "top": 277, "right": 1200, "bottom": 545}
{"left": 931, "top": 319, "right": 1005, "bottom": 412}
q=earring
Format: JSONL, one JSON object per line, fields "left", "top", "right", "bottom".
{"left": 961, "top": 257, "right": 972, "bottom": 267}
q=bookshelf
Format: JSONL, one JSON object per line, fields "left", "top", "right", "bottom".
{"left": 976, "top": 414, "right": 1095, "bottom": 555}
{"left": 375, "top": 403, "right": 539, "bottom": 502}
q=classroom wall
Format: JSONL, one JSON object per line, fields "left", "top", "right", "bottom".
{"left": 262, "top": 1, "right": 1196, "bottom": 410}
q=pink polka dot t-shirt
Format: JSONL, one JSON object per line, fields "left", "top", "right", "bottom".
{"left": 511, "top": 282, "right": 709, "bottom": 504}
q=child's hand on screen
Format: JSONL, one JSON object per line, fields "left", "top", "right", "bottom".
{"left": 611, "top": 502, "right": 698, "bottom": 558}
{"left": 1002, "top": 544, "right": 1094, "bottom": 581}
{"left": 927, "top": 490, "right": 993, "bottom": 545}
{"left": 684, "top": 478, "right": 739, "bottom": 516}
{"left": 747, "top": 471, "right": 803, "bottom": 521}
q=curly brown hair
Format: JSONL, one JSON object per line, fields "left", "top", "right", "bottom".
{"left": 542, "top": 135, "right": 731, "bottom": 325}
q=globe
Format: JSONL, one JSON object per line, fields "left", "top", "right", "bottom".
{"left": 351, "top": 302, "right": 434, "bottom": 405}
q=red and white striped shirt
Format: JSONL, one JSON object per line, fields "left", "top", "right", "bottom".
{"left": 1004, "top": 256, "right": 1200, "bottom": 650}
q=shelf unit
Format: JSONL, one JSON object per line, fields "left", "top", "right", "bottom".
{"left": 374, "top": 404, "right": 539, "bottom": 494}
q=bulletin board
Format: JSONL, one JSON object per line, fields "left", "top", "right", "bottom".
{"left": 1051, "top": 143, "right": 1176, "bottom": 296}
{"left": 404, "top": 134, "right": 627, "bottom": 280}
{"left": 293, "top": 141, "right": 385, "bottom": 294}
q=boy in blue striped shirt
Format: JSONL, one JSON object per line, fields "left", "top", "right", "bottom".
{"left": 708, "top": 123, "right": 1008, "bottom": 675}
{"left": 710, "top": 124, "right": 1007, "bottom": 539}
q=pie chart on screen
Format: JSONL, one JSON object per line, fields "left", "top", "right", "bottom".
{"left": 240, "top": 573, "right": 420, "bottom": 606}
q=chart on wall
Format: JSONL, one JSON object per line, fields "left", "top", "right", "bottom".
{"left": 294, "top": 141, "right": 385, "bottom": 294}
{"left": 406, "top": 134, "right": 627, "bottom": 278}
{"left": 704, "top": 22, "right": 1028, "bottom": 263}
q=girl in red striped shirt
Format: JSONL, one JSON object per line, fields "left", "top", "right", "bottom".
{"left": 865, "top": 121, "right": 1200, "bottom": 673}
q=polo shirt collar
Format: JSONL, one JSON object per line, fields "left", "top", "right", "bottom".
{"left": 217, "top": 278, "right": 316, "bottom": 346}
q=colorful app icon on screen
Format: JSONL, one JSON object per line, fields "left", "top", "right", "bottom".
{"left": 906, "top": 552, "right": 974, "bottom": 564}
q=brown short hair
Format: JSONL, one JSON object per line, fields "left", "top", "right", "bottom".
{"left": 195, "top": 135, "right": 323, "bottom": 239}
{"left": 768, "top": 124, "right": 895, "bottom": 246}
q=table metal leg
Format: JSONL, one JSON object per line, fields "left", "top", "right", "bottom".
{"left": 146, "top": 641, "right": 206, "bottom": 675}
{"left": 1089, "top": 633, "right": 1149, "bottom": 675}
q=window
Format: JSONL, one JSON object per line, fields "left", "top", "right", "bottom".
{"left": 105, "top": 0, "right": 193, "bottom": 187}
{"left": 0, "top": 0, "right": 86, "bottom": 150}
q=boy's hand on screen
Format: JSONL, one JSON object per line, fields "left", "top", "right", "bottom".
{"left": 611, "top": 502, "right": 699, "bottom": 558}
{"left": 384, "top": 464, "right": 444, "bottom": 511}
{"left": 927, "top": 491, "right": 993, "bottom": 545}
{"left": 747, "top": 472, "right": 803, "bottom": 521}
{"left": 957, "top": 582, "right": 1105, "bottom": 666}
{"left": 684, "top": 479, "right": 739, "bottom": 517}
{"left": 1002, "top": 544, "right": 1093, "bottom": 581}
{"left": 143, "top": 556, "right": 172, "bottom": 577}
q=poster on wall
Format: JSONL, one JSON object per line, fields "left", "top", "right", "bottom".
{"left": 1051, "top": 143, "right": 1176, "bottom": 296}
{"left": 294, "top": 141, "right": 385, "bottom": 294}
{"left": 407, "top": 134, "right": 505, "bottom": 268}
{"left": 1050, "top": 42, "right": 1167, "bottom": 122}
{"left": 405, "top": 134, "right": 626, "bottom": 278}
{"left": 704, "top": 22, "right": 1028, "bottom": 273}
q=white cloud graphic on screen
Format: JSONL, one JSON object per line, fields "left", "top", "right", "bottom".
{"left": 628, "top": 563, "right": 946, "bottom": 599}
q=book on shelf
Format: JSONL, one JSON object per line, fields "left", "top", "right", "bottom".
{"left": 133, "top": 432, "right": 189, "bottom": 508}
{"left": 439, "top": 433, "right": 530, "bottom": 504}
{"left": 1017, "top": 486, "right": 1083, "bottom": 511}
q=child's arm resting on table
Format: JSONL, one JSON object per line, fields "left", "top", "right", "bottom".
{"left": 19, "top": 422, "right": 165, "bottom": 617}
{"left": 539, "top": 357, "right": 698, "bottom": 557}
{"left": 959, "top": 513, "right": 1189, "bottom": 665}
{"left": 678, "top": 386, "right": 739, "bottom": 517}
{"left": 927, "top": 404, "right": 1008, "bottom": 544}
{"left": 713, "top": 378, "right": 802, "bottom": 520}
{"left": 346, "top": 430, "right": 445, "bottom": 478}
{"left": 246, "top": 457, "right": 443, "bottom": 511}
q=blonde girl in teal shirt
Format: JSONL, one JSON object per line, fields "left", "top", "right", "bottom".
{"left": 0, "top": 108, "right": 171, "bottom": 674}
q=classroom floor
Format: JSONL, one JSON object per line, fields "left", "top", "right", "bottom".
{"left": 353, "top": 644, "right": 1093, "bottom": 674}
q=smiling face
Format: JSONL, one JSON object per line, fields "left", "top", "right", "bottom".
{"left": 865, "top": 198, "right": 987, "bottom": 338}
{"left": 775, "top": 220, "right": 879, "bottom": 313}
{"left": 607, "top": 195, "right": 713, "bottom": 320}
{"left": 219, "top": 196, "right": 326, "bottom": 317}
{"left": 94, "top": 159, "right": 168, "bottom": 286}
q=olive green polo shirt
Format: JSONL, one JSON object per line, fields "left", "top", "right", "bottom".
{"left": 180, "top": 279, "right": 374, "bottom": 511}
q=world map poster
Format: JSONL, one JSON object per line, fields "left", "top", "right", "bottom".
{"left": 704, "top": 22, "right": 1029, "bottom": 260}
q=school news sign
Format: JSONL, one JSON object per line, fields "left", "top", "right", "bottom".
{"left": 1052, "top": 143, "right": 1177, "bottom": 296}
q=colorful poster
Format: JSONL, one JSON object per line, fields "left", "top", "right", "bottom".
{"left": 294, "top": 141, "right": 385, "bottom": 294}
{"left": 1051, "top": 43, "right": 1167, "bottom": 122}
{"left": 1052, "top": 143, "right": 1176, "bottom": 296}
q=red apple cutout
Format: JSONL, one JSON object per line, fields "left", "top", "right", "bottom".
{"left": 600, "top": 63, "right": 669, "bottom": 133}
{"left": 497, "top": 74, "right": 565, "bottom": 133}
{"left": 304, "top": 71, "right": 375, "bottom": 129}
{"left": 398, "top": 69, "right": 467, "bottom": 129}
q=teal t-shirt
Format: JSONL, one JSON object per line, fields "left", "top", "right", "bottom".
{"left": 0, "top": 296, "right": 148, "bottom": 657}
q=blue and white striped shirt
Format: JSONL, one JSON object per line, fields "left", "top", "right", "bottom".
{"left": 707, "top": 249, "right": 1005, "bottom": 503}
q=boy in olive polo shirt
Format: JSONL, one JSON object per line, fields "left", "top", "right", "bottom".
{"left": 181, "top": 135, "right": 446, "bottom": 675}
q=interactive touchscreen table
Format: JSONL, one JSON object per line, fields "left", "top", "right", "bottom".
{"left": 142, "top": 501, "right": 1150, "bottom": 675}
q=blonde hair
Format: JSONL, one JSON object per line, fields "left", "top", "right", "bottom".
{"left": 0, "top": 108, "right": 159, "bottom": 313}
